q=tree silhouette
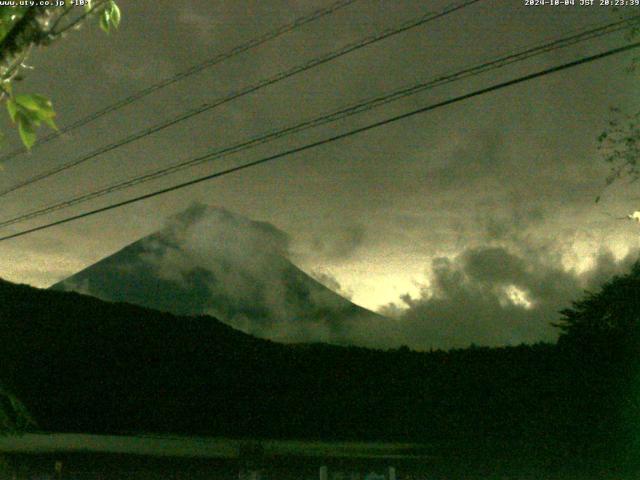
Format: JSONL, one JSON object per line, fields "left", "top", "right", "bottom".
{"left": 595, "top": 19, "right": 640, "bottom": 199}
{"left": 555, "top": 260, "right": 640, "bottom": 351}
{"left": 553, "top": 260, "right": 640, "bottom": 468}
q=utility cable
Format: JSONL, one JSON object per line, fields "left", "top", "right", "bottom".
{"left": 0, "top": 15, "right": 636, "bottom": 229}
{"left": 0, "top": 0, "right": 482, "bottom": 198}
{"left": 0, "top": 0, "right": 359, "bottom": 163}
{"left": 0, "top": 39, "right": 638, "bottom": 242}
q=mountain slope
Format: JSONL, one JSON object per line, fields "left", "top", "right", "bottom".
{"left": 51, "top": 204, "right": 392, "bottom": 347}
{"left": 0, "top": 277, "right": 436, "bottom": 439}
{"left": 0, "top": 278, "right": 268, "bottom": 435}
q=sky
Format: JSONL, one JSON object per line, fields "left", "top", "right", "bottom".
{"left": 0, "top": 0, "right": 639, "bottom": 349}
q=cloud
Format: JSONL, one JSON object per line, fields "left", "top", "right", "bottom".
{"left": 137, "top": 204, "right": 385, "bottom": 345}
{"left": 309, "top": 270, "right": 353, "bottom": 300}
{"left": 142, "top": 203, "right": 293, "bottom": 323}
{"left": 378, "top": 244, "right": 640, "bottom": 350}
{"left": 483, "top": 206, "right": 546, "bottom": 242}
{"left": 309, "top": 223, "right": 366, "bottom": 260}
{"left": 136, "top": 205, "right": 640, "bottom": 351}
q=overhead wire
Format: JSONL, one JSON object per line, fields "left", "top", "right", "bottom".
{"left": 0, "top": 14, "right": 636, "bottom": 229}
{"left": 0, "top": 0, "right": 360, "bottom": 163}
{"left": 0, "top": 0, "right": 483, "bottom": 198}
{"left": 1, "top": 39, "right": 638, "bottom": 242}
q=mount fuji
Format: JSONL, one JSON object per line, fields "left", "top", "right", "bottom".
{"left": 52, "top": 204, "right": 394, "bottom": 347}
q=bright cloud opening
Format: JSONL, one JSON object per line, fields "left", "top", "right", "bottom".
{"left": 503, "top": 285, "right": 534, "bottom": 310}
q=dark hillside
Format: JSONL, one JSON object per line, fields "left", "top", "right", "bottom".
{"left": 0, "top": 276, "right": 636, "bottom": 471}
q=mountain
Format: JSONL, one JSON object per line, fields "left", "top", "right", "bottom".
{"left": 51, "top": 204, "right": 393, "bottom": 347}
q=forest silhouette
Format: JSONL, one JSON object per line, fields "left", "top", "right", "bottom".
{"left": 0, "top": 261, "right": 638, "bottom": 473}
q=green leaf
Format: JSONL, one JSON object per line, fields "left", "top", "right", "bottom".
{"left": 15, "top": 94, "right": 53, "bottom": 114}
{"left": 109, "top": 1, "right": 120, "bottom": 28}
{"left": 6, "top": 99, "right": 17, "bottom": 122}
{"left": 43, "top": 115, "right": 57, "bottom": 131}
{"left": 12, "top": 94, "right": 56, "bottom": 132}
{"left": 100, "top": 9, "right": 110, "bottom": 33}
{"left": 21, "top": 108, "right": 42, "bottom": 128}
{"left": 16, "top": 112, "right": 36, "bottom": 149}
{"left": 7, "top": 93, "right": 57, "bottom": 144}
{"left": 84, "top": 0, "right": 93, "bottom": 13}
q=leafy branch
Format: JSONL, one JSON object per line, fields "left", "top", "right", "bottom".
{"left": 0, "top": 1, "right": 121, "bottom": 150}
{"left": 598, "top": 108, "right": 640, "bottom": 187}
{"left": 595, "top": 16, "right": 640, "bottom": 200}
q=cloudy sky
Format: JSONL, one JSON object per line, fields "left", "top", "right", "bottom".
{"left": 0, "top": 0, "right": 639, "bottom": 348}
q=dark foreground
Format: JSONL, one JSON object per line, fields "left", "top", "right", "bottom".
{"left": 0, "top": 434, "right": 638, "bottom": 480}
{"left": 2, "top": 265, "right": 640, "bottom": 477}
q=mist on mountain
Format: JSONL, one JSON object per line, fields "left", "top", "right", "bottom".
{"left": 52, "top": 204, "right": 396, "bottom": 348}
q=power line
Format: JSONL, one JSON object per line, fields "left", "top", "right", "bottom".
{"left": 0, "top": 0, "right": 359, "bottom": 164}
{"left": 0, "top": 15, "right": 636, "bottom": 229}
{"left": 0, "top": 0, "right": 482, "bottom": 198}
{"left": 1, "top": 39, "right": 638, "bottom": 243}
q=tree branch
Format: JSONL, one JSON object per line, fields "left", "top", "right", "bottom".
{"left": 0, "top": 7, "right": 48, "bottom": 66}
{"left": 49, "top": 0, "right": 110, "bottom": 37}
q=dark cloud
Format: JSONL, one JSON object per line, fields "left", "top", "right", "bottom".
{"left": 53, "top": 202, "right": 640, "bottom": 351}
{"left": 379, "top": 244, "right": 640, "bottom": 350}
{"left": 582, "top": 248, "right": 640, "bottom": 292}
{"left": 483, "top": 206, "right": 546, "bottom": 242}
{"left": 462, "top": 247, "right": 529, "bottom": 285}
{"left": 309, "top": 223, "right": 366, "bottom": 260}
{"left": 309, "top": 270, "right": 353, "bottom": 300}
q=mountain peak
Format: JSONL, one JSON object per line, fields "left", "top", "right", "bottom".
{"left": 52, "top": 205, "right": 393, "bottom": 347}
